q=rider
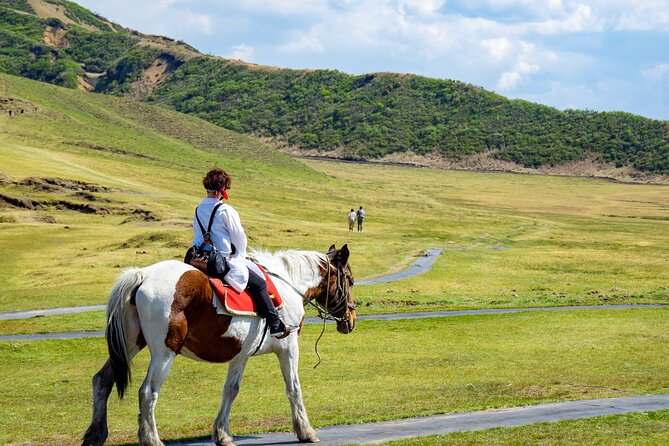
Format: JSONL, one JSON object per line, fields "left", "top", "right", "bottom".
{"left": 191, "top": 167, "right": 291, "bottom": 338}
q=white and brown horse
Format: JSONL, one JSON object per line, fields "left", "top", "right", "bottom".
{"left": 82, "top": 244, "right": 356, "bottom": 446}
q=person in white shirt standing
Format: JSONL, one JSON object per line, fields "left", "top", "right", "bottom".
{"left": 190, "top": 167, "right": 291, "bottom": 338}
{"left": 347, "top": 208, "right": 356, "bottom": 231}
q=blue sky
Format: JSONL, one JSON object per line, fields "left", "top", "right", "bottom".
{"left": 75, "top": 0, "right": 669, "bottom": 120}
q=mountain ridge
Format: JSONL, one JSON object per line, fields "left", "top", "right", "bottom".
{"left": 2, "top": 0, "right": 668, "bottom": 181}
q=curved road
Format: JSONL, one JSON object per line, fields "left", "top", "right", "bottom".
{"left": 356, "top": 248, "right": 443, "bottom": 285}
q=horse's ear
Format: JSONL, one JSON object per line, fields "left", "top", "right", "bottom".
{"left": 337, "top": 244, "right": 350, "bottom": 265}
{"left": 326, "top": 244, "right": 337, "bottom": 260}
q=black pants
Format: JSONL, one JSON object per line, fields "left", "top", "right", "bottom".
{"left": 246, "top": 269, "right": 281, "bottom": 329}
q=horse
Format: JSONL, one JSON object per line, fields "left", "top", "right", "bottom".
{"left": 82, "top": 244, "right": 356, "bottom": 446}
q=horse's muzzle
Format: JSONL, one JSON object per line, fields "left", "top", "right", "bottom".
{"left": 336, "top": 309, "right": 356, "bottom": 334}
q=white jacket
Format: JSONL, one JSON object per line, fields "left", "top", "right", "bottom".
{"left": 192, "top": 198, "right": 249, "bottom": 292}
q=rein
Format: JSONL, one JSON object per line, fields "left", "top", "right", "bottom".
{"left": 261, "top": 261, "right": 354, "bottom": 368}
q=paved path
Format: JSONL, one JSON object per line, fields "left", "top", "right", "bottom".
{"left": 0, "top": 304, "right": 106, "bottom": 321}
{"left": 168, "top": 394, "right": 669, "bottom": 445}
{"left": 356, "top": 248, "right": 443, "bottom": 285}
{"left": 0, "top": 248, "right": 447, "bottom": 322}
{"left": 1, "top": 304, "right": 665, "bottom": 341}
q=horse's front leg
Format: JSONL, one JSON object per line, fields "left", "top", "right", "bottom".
{"left": 277, "top": 342, "right": 319, "bottom": 443}
{"left": 213, "top": 356, "right": 249, "bottom": 446}
{"left": 82, "top": 359, "right": 115, "bottom": 446}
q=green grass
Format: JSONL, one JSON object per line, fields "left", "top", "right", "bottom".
{"left": 0, "top": 311, "right": 104, "bottom": 335}
{"left": 1, "top": 73, "right": 669, "bottom": 445}
{"left": 1, "top": 309, "right": 668, "bottom": 445}
{"left": 353, "top": 410, "right": 669, "bottom": 445}
{"left": 1, "top": 73, "right": 668, "bottom": 317}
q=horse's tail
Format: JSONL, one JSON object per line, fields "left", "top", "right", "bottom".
{"left": 106, "top": 267, "right": 146, "bottom": 399}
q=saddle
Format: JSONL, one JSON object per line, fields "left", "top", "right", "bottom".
{"left": 210, "top": 265, "right": 283, "bottom": 316}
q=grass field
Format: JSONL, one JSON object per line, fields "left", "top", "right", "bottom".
{"left": 1, "top": 73, "right": 668, "bottom": 445}
{"left": 2, "top": 309, "right": 669, "bottom": 445}
{"left": 1, "top": 77, "right": 667, "bottom": 315}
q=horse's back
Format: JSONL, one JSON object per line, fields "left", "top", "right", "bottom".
{"left": 135, "top": 260, "right": 195, "bottom": 300}
{"left": 133, "top": 260, "right": 243, "bottom": 362}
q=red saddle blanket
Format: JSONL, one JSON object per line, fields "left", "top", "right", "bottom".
{"left": 209, "top": 265, "right": 283, "bottom": 316}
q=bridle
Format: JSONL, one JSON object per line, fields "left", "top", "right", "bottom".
{"left": 264, "top": 259, "right": 355, "bottom": 322}
{"left": 304, "top": 261, "right": 355, "bottom": 323}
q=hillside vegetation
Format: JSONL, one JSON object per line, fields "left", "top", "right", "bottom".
{"left": 1, "top": 0, "right": 668, "bottom": 178}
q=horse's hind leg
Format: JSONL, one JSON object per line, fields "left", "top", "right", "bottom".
{"left": 138, "top": 347, "right": 176, "bottom": 446}
{"left": 277, "top": 344, "right": 319, "bottom": 443}
{"left": 213, "top": 356, "right": 249, "bottom": 446}
{"left": 82, "top": 359, "right": 114, "bottom": 446}
{"left": 83, "top": 307, "right": 144, "bottom": 446}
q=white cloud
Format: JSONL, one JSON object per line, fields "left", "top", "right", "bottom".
{"left": 498, "top": 71, "right": 522, "bottom": 89}
{"left": 75, "top": 0, "right": 214, "bottom": 37}
{"left": 221, "top": 0, "right": 328, "bottom": 15}
{"left": 614, "top": 2, "right": 669, "bottom": 31}
{"left": 228, "top": 44, "right": 254, "bottom": 61}
{"left": 642, "top": 63, "right": 669, "bottom": 81}
{"left": 497, "top": 42, "right": 546, "bottom": 90}
{"left": 531, "top": 3, "right": 604, "bottom": 34}
{"left": 398, "top": 0, "right": 445, "bottom": 15}
{"left": 183, "top": 12, "right": 213, "bottom": 35}
{"left": 481, "top": 37, "right": 512, "bottom": 61}
{"left": 279, "top": 28, "right": 326, "bottom": 53}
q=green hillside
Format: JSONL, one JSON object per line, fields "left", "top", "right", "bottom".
{"left": 149, "top": 62, "right": 669, "bottom": 173}
{"left": 0, "top": 72, "right": 326, "bottom": 310}
{"left": 1, "top": 0, "right": 668, "bottom": 176}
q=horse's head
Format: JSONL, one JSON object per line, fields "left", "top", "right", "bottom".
{"left": 325, "top": 244, "right": 356, "bottom": 334}
{"left": 306, "top": 244, "right": 356, "bottom": 334}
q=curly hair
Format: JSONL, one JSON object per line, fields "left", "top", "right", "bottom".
{"left": 202, "top": 167, "right": 232, "bottom": 191}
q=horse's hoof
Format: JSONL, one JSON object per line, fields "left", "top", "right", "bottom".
{"left": 214, "top": 435, "right": 236, "bottom": 446}
{"left": 81, "top": 434, "right": 105, "bottom": 446}
{"left": 298, "top": 432, "right": 320, "bottom": 443}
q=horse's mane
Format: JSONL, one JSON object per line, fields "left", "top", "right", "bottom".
{"left": 249, "top": 248, "right": 326, "bottom": 288}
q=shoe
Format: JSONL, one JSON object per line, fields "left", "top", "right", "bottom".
{"left": 270, "top": 320, "right": 293, "bottom": 339}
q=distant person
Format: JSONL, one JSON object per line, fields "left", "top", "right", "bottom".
{"left": 347, "top": 208, "right": 356, "bottom": 231}
{"left": 356, "top": 206, "right": 365, "bottom": 232}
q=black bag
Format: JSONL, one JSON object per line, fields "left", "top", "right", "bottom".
{"left": 185, "top": 203, "right": 229, "bottom": 278}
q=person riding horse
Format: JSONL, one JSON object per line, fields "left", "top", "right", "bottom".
{"left": 188, "top": 167, "right": 292, "bottom": 338}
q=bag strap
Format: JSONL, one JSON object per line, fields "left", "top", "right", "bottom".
{"left": 195, "top": 202, "right": 223, "bottom": 240}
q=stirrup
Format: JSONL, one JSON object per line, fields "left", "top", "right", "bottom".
{"left": 270, "top": 324, "right": 296, "bottom": 339}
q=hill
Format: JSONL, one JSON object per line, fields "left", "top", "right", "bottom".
{"left": 0, "top": 71, "right": 328, "bottom": 310}
{"left": 1, "top": 0, "right": 668, "bottom": 180}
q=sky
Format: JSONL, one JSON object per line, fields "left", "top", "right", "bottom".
{"left": 74, "top": 0, "right": 669, "bottom": 120}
